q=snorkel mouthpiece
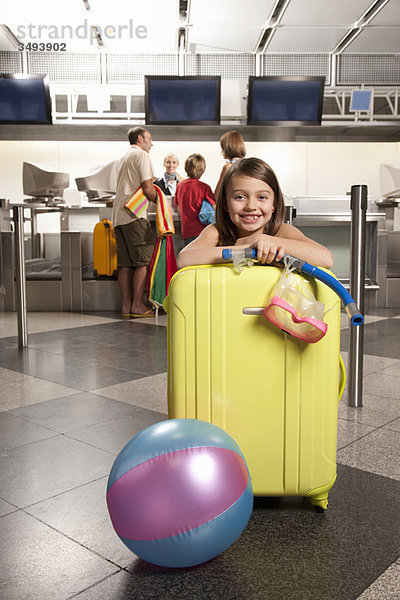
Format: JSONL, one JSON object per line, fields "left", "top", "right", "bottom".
{"left": 346, "top": 302, "right": 365, "bottom": 326}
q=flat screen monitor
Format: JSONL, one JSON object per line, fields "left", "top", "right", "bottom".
{"left": 145, "top": 76, "right": 221, "bottom": 125}
{"left": 0, "top": 74, "right": 52, "bottom": 124}
{"left": 350, "top": 89, "right": 373, "bottom": 112}
{"left": 247, "top": 76, "right": 325, "bottom": 126}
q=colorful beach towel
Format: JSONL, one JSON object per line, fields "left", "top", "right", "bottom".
{"left": 154, "top": 185, "right": 175, "bottom": 235}
{"left": 147, "top": 184, "right": 177, "bottom": 307}
{"left": 124, "top": 187, "right": 149, "bottom": 219}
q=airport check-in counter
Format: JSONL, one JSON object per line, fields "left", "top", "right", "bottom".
{"left": 0, "top": 198, "right": 184, "bottom": 312}
{"left": 0, "top": 195, "right": 392, "bottom": 312}
{"left": 1, "top": 202, "right": 118, "bottom": 311}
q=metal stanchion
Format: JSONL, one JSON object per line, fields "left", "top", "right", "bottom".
{"left": 285, "top": 205, "right": 296, "bottom": 225}
{"left": 13, "top": 206, "right": 28, "bottom": 347}
{"left": 347, "top": 185, "right": 367, "bottom": 407}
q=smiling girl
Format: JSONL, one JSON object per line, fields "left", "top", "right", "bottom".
{"left": 177, "top": 157, "right": 333, "bottom": 270}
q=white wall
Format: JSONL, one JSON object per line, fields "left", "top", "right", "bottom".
{"left": 1, "top": 138, "right": 399, "bottom": 226}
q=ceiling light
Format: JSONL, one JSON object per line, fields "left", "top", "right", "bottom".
{"left": 357, "top": 0, "right": 390, "bottom": 27}
{"left": 331, "top": 28, "right": 362, "bottom": 54}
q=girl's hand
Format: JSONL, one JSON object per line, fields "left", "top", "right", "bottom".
{"left": 237, "top": 234, "right": 286, "bottom": 264}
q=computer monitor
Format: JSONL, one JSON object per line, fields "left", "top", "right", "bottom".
{"left": 247, "top": 76, "right": 325, "bottom": 126}
{"left": 350, "top": 89, "right": 373, "bottom": 112}
{"left": 145, "top": 76, "right": 221, "bottom": 125}
{"left": 23, "top": 162, "right": 69, "bottom": 200}
{"left": 75, "top": 158, "right": 124, "bottom": 201}
{"left": 0, "top": 74, "right": 52, "bottom": 124}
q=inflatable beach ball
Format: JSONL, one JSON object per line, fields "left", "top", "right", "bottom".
{"left": 106, "top": 418, "right": 253, "bottom": 568}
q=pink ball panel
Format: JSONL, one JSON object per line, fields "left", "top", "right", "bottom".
{"left": 107, "top": 446, "right": 249, "bottom": 540}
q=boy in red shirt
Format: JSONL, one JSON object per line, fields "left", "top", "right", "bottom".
{"left": 174, "top": 154, "right": 216, "bottom": 246}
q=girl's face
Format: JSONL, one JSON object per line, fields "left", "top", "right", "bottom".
{"left": 164, "top": 157, "right": 178, "bottom": 175}
{"left": 225, "top": 175, "right": 275, "bottom": 238}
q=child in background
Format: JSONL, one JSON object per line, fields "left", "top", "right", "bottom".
{"left": 174, "top": 153, "right": 216, "bottom": 246}
{"left": 177, "top": 157, "right": 333, "bottom": 269}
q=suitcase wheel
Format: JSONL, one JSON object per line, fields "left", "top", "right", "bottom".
{"left": 311, "top": 496, "right": 329, "bottom": 512}
{"left": 93, "top": 269, "right": 98, "bottom": 278}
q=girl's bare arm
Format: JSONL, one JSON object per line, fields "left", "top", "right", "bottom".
{"left": 177, "top": 225, "right": 229, "bottom": 268}
{"left": 177, "top": 223, "right": 333, "bottom": 269}
{"left": 240, "top": 224, "right": 333, "bottom": 268}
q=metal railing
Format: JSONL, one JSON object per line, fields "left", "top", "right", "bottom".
{"left": 48, "top": 83, "right": 400, "bottom": 125}
{"left": 13, "top": 206, "right": 28, "bottom": 347}
{"left": 347, "top": 185, "right": 367, "bottom": 407}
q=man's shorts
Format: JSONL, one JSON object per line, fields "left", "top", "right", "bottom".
{"left": 114, "top": 219, "right": 154, "bottom": 268}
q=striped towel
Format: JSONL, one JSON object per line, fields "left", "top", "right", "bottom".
{"left": 124, "top": 187, "right": 149, "bottom": 219}
{"left": 123, "top": 185, "right": 175, "bottom": 235}
{"left": 154, "top": 185, "right": 175, "bottom": 235}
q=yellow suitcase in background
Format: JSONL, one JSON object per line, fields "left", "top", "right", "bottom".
{"left": 93, "top": 219, "right": 118, "bottom": 278}
{"left": 164, "top": 264, "right": 345, "bottom": 511}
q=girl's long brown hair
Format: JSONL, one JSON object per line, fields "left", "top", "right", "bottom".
{"left": 215, "top": 157, "right": 285, "bottom": 245}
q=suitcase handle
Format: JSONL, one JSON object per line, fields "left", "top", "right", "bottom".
{"left": 338, "top": 354, "right": 346, "bottom": 401}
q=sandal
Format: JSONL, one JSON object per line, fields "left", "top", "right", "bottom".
{"left": 130, "top": 309, "right": 155, "bottom": 318}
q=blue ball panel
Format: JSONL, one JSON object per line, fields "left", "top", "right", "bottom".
{"left": 118, "top": 477, "right": 253, "bottom": 568}
{"left": 108, "top": 419, "right": 248, "bottom": 491}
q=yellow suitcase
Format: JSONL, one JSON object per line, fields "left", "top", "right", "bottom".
{"left": 164, "top": 264, "right": 345, "bottom": 511}
{"left": 93, "top": 219, "right": 118, "bottom": 278}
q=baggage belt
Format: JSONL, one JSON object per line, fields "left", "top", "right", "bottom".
{"left": 164, "top": 264, "right": 343, "bottom": 509}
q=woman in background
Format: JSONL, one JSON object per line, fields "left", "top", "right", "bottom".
{"left": 214, "top": 130, "right": 246, "bottom": 200}
{"left": 154, "top": 152, "right": 183, "bottom": 196}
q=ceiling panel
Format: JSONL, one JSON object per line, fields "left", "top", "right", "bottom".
{"left": 1, "top": 0, "right": 399, "bottom": 54}
{"left": 266, "top": 27, "right": 349, "bottom": 53}
{"left": 188, "top": 0, "right": 275, "bottom": 52}
{"left": 87, "top": 0, "right": 179, "bottom": 51}
{"left": 343, "top": 27, "right": 400, "bottom": 52}
{"left": 2, "top": 1, "right": 84, "bottom": 22}
{"left": 189, "top": 0, "right": 275, "bottom": 26}
{"left": 188, "top": 26, "right": 263, "bottom": 53}
{"left": 279, "top": 0, "right": 375, "bottom": 26}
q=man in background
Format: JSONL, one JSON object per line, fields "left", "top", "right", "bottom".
{"left": 112, "top": 127, "right": 157, "bottom": 317}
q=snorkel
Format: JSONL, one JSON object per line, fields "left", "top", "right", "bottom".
{"left": 221, "top": 248, "right": 364, "bottom": 328}
{"left": 291, "top": 257, "right": 364, "bottom": 326}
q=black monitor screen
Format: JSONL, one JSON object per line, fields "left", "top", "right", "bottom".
{"left": 248, "top": 77, "right": 325, "bottom": 125}
{"left": 0, "top": 74, "right": 52, "bottom": 124}
{"left": 145, "top": 76, "right": 221, "bottom": 125}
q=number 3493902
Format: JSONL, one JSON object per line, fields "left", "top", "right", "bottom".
{"left": 18, "top": 42, "right": 67, "bottom": 51}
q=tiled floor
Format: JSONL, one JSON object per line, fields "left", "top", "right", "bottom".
{"left": 0, "top": 309, "right": 399, "bottom": 600}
